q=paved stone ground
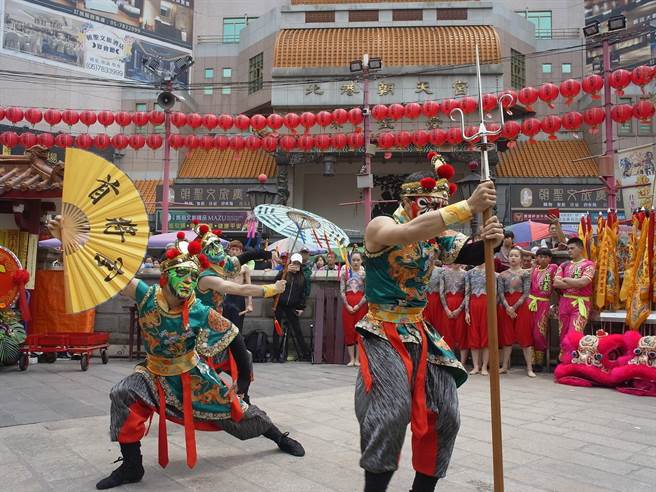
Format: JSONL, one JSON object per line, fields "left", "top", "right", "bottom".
{"left": 1, "top": 359, "right": 654, "bottom": 492}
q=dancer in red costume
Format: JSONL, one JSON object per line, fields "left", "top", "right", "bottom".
{"left": 341, "top": 251, "right": 367, "bottom": 366}
{"left": 464, "top": 263, "right": 493, "bottom": 375}
{"left": 438, "top": 263, "right": 467, "bottom": 364}
{"left": 528, "top": 248, "right": 558, "bottom": 367}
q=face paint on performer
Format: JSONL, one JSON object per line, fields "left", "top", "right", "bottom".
{"left": 203, "top": 241, "right": 227, "bottom": 264}
{"left": 407, "top": 196, "right": 448, "bottom": 219}
{"left": 168, "top": 266, "right": 199, "bottom": 299}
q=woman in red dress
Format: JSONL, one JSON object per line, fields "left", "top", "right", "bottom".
{"left": 340, "top": 252, "right": 367, "bottom": 366}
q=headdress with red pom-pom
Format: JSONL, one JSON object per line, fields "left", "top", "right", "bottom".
{"left": 400, "top": 152, "right": 454, "bottom": 200}
{"left": 159, "top": 232, "right": 202, "bottom": 273}
{"left": 191, "top": 221, "right": 222, "bottom": 250}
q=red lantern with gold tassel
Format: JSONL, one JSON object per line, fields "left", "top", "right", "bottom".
{"left": 412, "top": 130, "right": 429, "bottom": 147}
{"left": 583, "top": 107, "right": 605, "bottom": 134}
{"left": 608, "top": 69, "right": 632, "bottom": 96}
{"left": 186, "top": 113, "right": 202, "bottom": 129}
{"left": 262, "top": 135, "right": 278, "bottom": 152}
{"left": 300, "top": 112, "right": 316, "bottom": 132}
{"left": 561, "top": 111, "right": 584, "bottom": 131}
{"left": 55, "top": 133, "right": 74, "bottom": 148}
{"left": 540, "top": 115, "right": 561, "bottom": 140}
{"left": 429, "top": 128, "right": 447, "bottom": 146}
{"left": 94, "top": 134, "right": 111, "bottom": 150}
{"left": 129, "top": 134, "right": 146, "bottom": 150}
{"left": 79, "top": 110, "right": 97, "bottom": 127}
{"left": 114, "top": 111, "right": 131, "bottom": 127}
{"left": 316, "top": 134, "right": 331, "bottom": 150}
{"left": 246, "top": 135, "right": 261, "bottom": 150}
{"left": 441, "top": 99, "right": 459, "bottom": 116}
{"left": 331, "top": 133, "right": 347, "bottom": 149}
{"left": 148, "top": 111, "right": 165, "bottom": 126}
{"left": 44, "top": 109, "right": 62, "bottom": 126}
{"left": 267, "top": 113, "right": 283, "bottom": 130}
{"left": 422, "top": 100, "right": 440, "bottom": 118}
{"left": 446, "top": 127, "right": 463, "bottom": 145}
{"left": 132, "top": 112, "right": 149, "bottom": 127}
{"left": 218, "top": 114, "right": 234, "bottom": 131}
{"left": 610, "top": 104, "right": 634, "bottom": 124}
{"left": 404, "top": 102, "right": 422, "bottom": 119}
{"left": 377, "top": 132, "right": 395, "bottom": 149}
{"left": 25, "top": 108, "right": 43, "bottom": 126}
{"left": 538, "top": 83, "right": 559, "bottom": 109}
{"left": 582, "top": 74, "right": 604, "bottom": 99}
{"left": 200, "top": 135, "right": 215, "bottom": 151}
{"left": 6, "top": 107, "right": 24, "bottom": 124}
{"left": 348, "top": 107, "right": 363, "bottom": 126}
{"left": 459, "top": 97, "right": 478, "bottom": 115}
{"left": 633, "top": 100, "right": 655, "bottom": 122}
{"left": 559, "top": 79, "right": 581, "bottom": 106}
{"left": 146, "top": 134, "right": 163, "bottom": 150}
{"left": 631, "top": 65, "right": 654, "bottom": 94}
{"left": 316, "top": 111, "right": 333, "bottom": 127}
{"left": 98, "top": 110, "right": 115, "bottom": 127}
{"left": 20, "top": 132, "right": 38, "bottom": 148}
{"left": 371, "top": 105, "right": 388, "bottom": 121}
{"left": 518, "top": 87, "right": 539, "bottom": 111}
{"left": 202, "top": 113, "right": 219, "bottom": 131}
{"left": 169, "top": 134, "right": 185, "bottom": 150}
{"left": 332, "top": 108, "right": 349, "bottom": 125}
{"left": 75, "top": 133, "right": 93, "bottom": 149}
{"left": 521, "top": 117, "right": 541, "bottom": 142}
{"left": 214, "top": 135, "right": 230, "bottom": 150}
{"left": 279, "top": 135, "right": 297, "bottom": 151}
{"left": 38, "top": 133, "right": 55, "bottom": 148}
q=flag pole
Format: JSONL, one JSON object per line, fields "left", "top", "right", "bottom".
{"left": 450, "top": 45, "right": 508, "bottom": 492}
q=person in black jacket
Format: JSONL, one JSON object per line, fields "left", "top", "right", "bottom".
{"left": 272, "top": 253, "right": 310, "bottom": 362}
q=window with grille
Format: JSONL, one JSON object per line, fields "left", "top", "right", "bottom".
{"left": 511, "top": 49, "right": 525, "bottom": 90}
{"left": 516, "top": 11, "right": 552, "bottom": 39}
{"left": 393, "top": 9, "right": 422, "bottom": 22}
{"left": 562, "top": 63, "right": 572, "bottom": 74}
{"left": 204, "top": 68, "right": 214, "bottom": 79}
{"left": 349, "top": 10, "right": 378, "bottom": 22}
{"left": 542, "top": 63, "right": 552, "bottom": 74}
{"left": 306, "top": 11, "right": 335, "bottom": 23}
{"left": 223, "top": 67, "right": 232, "bottom": 78}
{"left": 248, "top": 53, "right": 264, "bottom": 94}
{"left": 436, "top": 9, "right": 468, "bottom": 20}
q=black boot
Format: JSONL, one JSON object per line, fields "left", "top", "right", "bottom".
{"left": 263, "top": 426, "right": 305, "bottom": 457}
{"left": 96, "top": 442, "right": 145, "bottom": 490}
{"left": 364, "top": 470, "right": 395, "bottom": 492}
{"left": 410, "top": 472, "right": 439, "bottom": 492}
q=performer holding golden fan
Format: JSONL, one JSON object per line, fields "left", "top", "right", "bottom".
{"left": 56, "top": 148, "right": 149, "bottom": 313}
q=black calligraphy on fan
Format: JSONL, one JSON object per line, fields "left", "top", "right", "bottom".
{"left": 89, "top": 175, "right": 121, "bottom": 205}
{"left": 104, "top": 218, "right": 138, "bottom": 243}
{"left": 94, "top": 253, "right": 124, "bottom": 282}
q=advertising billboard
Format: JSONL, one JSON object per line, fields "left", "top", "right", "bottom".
{"left": 615, "top": 144, "right": 656, "bottom": 217}
{"left": 22, "top": 0, "right": 192, "bottom": 48}
{"left": 0, "top": 0, "right": 191, "bottom": 82}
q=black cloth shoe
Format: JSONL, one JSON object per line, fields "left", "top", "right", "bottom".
{"left": 276, "top": 432, "right": 305, "bottom": 456}
{"left": 365, "top": 470, "right": 395, "bottom": 492}
{"left": 96, "top": 443, "right": 145, "bottom": 490}
{"left": 410, "top": 471, "right": 439, "bottom": 492}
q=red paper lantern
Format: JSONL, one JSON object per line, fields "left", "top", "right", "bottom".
{"left": 459, "top": 97, "right": 478, "bottom": 115}
{"left": 396, "top": 131, "right": 412, "bottom": 148}
{"left": 429, "top": 128, "right": 447, "bottom": 146}
{"left": 446, "top": 127, "right": 463, "bottom": 145}
{"left": 582, "top": 74, "right": 604, "bottom": 99}
{"left": 388, "top": 104, "right": 404, "bottom": 121}
{"left": 300, "top": 112, "right": 316, "bottom": 130}
{"left": 610, "top": 104, "right": 633, "bottom": 124}
{"left": 540, "top": 115, "right": 561, "bottom": 140}
{"left": 331, "top": 133, "right": 347, "bottom": 149}
{"left": 316, "top": 111, "right": 333, "bottom": 127}
{"left": 114, "top": 111, "right": 131, "bottom": 127}
{"left": 132, "top": 112, "right": 149, "bottom": 127}
{"left": 168, "top": 134, "right": 185, "bottom": 150}
{"left": 561, "top": 111, "right": 584, "bottom": 130}
{"left": 371, "top": 105, "right": 388, "bottom": 121}
{"left": 214, "top": 135, "right": 230, "bottom": 150}
{"left": 235, "top": 115, "right": 251, "bottom": 131}
{"left": 316, "top": 134, "right": 332, "bottom": 150}
{"left": 149, "top": 111, "right": 165, "bottom": 126}
{"left": 608, "top": 69, "right": 631, "bottom": 96}
{"left": 486, "top": 122, "right": 501, "bottom": 143}
{"left": 245, "top": 135, "right": 261, "bottom": 150}
{"left": 98, "top": 110, "right": 115, "bottom": 127}
{"left": 518, "top": 87, "right": 539, "bottom": 111}
{"left": 283, "top": 113, "right": 300, "bottom": 131}
{"left": 441, "top": 99, "right": 459, "bottom": 116}
{"left": 186, "top": 113, "right": 202, "bottom": 129}
{"left": 631, "top": 65, "right": 654, "bottom": 93}
{"left": 146, "top": 134, "right": 163, "bottom": 150}
{"left": 201, "top": 135, "right": 215, "bottom": 151}
{"left": 0, "top": 107, "right": 5, "bottom": 121}
{"left": 230, "top": 135, "right": 245, "bottom": 152}
{"left": 170, "top": 112, "right": 186, "bottom": 128}
{"left": 422, "top": 100, "right": 440, "bottom": 118}
{"left": 521, "top": 118, "right": 541, "bottom": 141}
{"left": 129, "top": 134, "right": 146, "bottom": 150}
{"left": 75, "top": 133, "right": 93, "bottom": 149}
{"left": 499, "top": 90, "right": 518, "bottom": 114}
{"left": 347, "top": 132, "right": 364, "bottom": 149}
{"left": 80, "top": 110, "right": 97, "bottom": 127}
{"left": 185, "top": 135, "right": 199, "bottom": 149}
{"left": 332, "top": 108, "right": 349, "bottom": 126}
{"left": 262, "top": 135, "right": 278, "bottom": 152}
{"left": 267, "top": 113, "right": 283, "bottom": 130}
{"left": 44, "top": 109, "right": 62, "bottom": 126}
{"left": 298, "top": 134, "right": 314, "bottom": 151}
{"left": 501, "top": 121, "right": 521, "bottom": 141}
{"left": 94, "top": 134, "right": 111, "bottom": 150}
{"left": 201, "top": 113, "right": 219, "bottom": 131}
{"left": 25, "top": 108, "right": 43, "bottom": 126}
{"left": 348, "top": 107, "right": 363, "bottom": 126}
{"left": 404, "top": 102, "right": 422, "bottom": 119}
{"left": 464, "top": 126, "right": 480, "bottom": 144}
{"left": 1, "top": 131, "right": 18, "bottom": 147}
{"left": 218, "top": 114, "right": 234, "bottom": 131}
{"left": 538, "top": 83, "right": 559, "bottom": 109}
{"left": 412, "top": 130, "right": 429, "bottom": 147}
{"left": 482, "top": 93, "right": 498, "bottom": 113}
{"left": 558, "top": 79, "right": 580, "bottom": 106}
{"left": 20, "top": 132, "right": 38, "bottom": 148}
{"left": 279, "top": 135, "right": 296, "bottom": 151}
{"left": 583, "top": 107, "right": 605, "bottom": 134}
{"left": 633, "top": 100, "right": 655, "bottom": 122}
{"left": 245, "top": 114, "right": 263, "bottom": 132}
{"left": 6, "top": 107, "right": 24, "bottom": 124}
{"left": 55, "top": 133, "right": 74, "bottom": 148}
{"left": 38, "top": 132, "right": 55, "bottom": 148}
{"left": 377, "top": 132, "right": 395, "bottom": 149}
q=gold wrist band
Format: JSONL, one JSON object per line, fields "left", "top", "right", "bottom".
{"left": 262, "top": 284, "right": 278, "bottom": 298}
{"left": 439, "top": 200, "right": 473, "bottom": 226}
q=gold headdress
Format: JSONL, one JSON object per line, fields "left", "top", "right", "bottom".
{"left": 400, "top": 152, "right": 457, "bottom": 200}
{"left": 160, "top": 232, "right": 202, "bottom": 272}
{"left": 191, "top": 220, "right": 222, "bottom": 250}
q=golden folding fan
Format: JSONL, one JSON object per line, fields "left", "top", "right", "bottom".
{"left": 60, "top": 148, "right": 149, "bottom": 313}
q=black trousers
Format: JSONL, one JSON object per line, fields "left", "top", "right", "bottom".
{"left": 273, "top": 305, "right": 310, "bottom": 361}
{"left": 224, "top": 295, "right": 246, "bottom": 330}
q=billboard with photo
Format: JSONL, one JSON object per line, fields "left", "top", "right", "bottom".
{"left": 585, "top": 0, "right": 656, "bottom": 70}
{"left": 615, "top": 144, "right": 656, "bottom": 217}
{"left": 22, "top": 0, "right": 193, "bottom": 49}
{"left": 0, "top": 0, "right": 190, "bottom": 83}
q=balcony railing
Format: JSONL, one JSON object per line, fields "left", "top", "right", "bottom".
{"left": 535, "top": 28, "right": 581, "bottom": 40}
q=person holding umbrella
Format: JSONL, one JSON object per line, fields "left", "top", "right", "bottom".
{"left": 355, "top": 153, "right": 503, "bottom": 492}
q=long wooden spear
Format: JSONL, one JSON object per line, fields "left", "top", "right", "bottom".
{"left": 450, "top": 45, "right": 509, "bottom": 492}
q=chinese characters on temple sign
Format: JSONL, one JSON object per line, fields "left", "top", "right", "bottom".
{"left": 416, "top": 81, "right": 433, "bottom": 94}
{"left": 426, "top": 116, "right": 442, "bottom": 130}
{"left": 453, "top": 80, "right": 468, "bottom": 97}
{"left": 305, "top": 84, "right": 324, "bottom": 95}
{"left": 158, "top": 184, "right": 257, "bottom": 209}
{"left": 340, "top": 82, "right": 360, "bottom": 96}
{"left": 103, "top": 218, "right": 137, "bottom": 243}
{"left": 89, "top": 175, "right": 120, "bottom": 205}
{"left": 377, "top": 118, "right": 395, "bottom": 130}
{"left": 378, "top": 81, "right": 395, "bottom": 96}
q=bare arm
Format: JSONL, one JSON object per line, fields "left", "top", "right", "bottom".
{"left": 120, "top": 278, "right": 140, "bottom": 301}
{"left": 199, "top": 275, "right": 284, "bottom": 297}
{"left": 553, "top": 264, "right": 567, "bottom": 289}
{"left": 243, "top": 267, "right": 253, "bottom": 309}
{"left": 565, "top": 276, "right": 593, "bottom": 289}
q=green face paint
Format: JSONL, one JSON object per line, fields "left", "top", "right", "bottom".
{"left": 203, "top": 241, "right": 226, "bottom": 264}
{"left": 167, "top": 267, "right": 199, "bottom": 299}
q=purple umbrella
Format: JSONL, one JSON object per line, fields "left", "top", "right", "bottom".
{"left": 39, "top": 230, "right": 229, "bottom": 250}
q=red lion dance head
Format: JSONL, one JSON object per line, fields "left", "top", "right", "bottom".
{"left": 612, "top": 332, "right": 656, "bottom": 397}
